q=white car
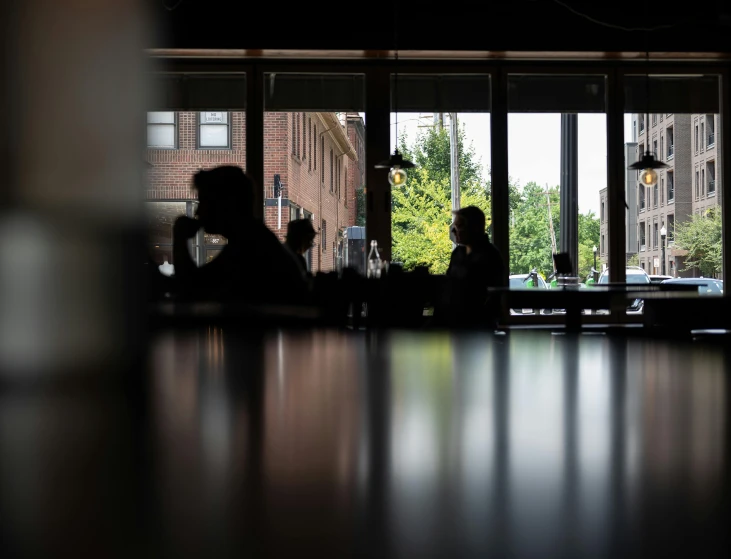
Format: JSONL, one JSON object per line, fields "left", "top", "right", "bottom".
{"left": 595, "top": 266, "right": 651, "bottom": 314}
{"left": 509, "top": 273, "right": 553, "bottom": 315}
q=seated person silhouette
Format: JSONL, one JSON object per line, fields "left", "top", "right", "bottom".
{"left": 434, "top": 205, "right": 506, "bottom": 328}
{"left": 172, "top": 166, "right": 308, "bottom": 305}
{"left": 283, "top": 218, "right": 317, "bottom": 281}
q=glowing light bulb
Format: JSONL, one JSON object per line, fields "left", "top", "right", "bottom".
{"left": 640, "top": 168, "right": 658, "bottom": 187}
{"left": 388, "top": 166, "right": 407, "bottom": 186}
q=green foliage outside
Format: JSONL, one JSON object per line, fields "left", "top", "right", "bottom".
{"left": 626, "top": 253, "right": 640, "bottom": 267}
{"left": 390, "top": 121, "right": 601, "bottom": 278}
{"left": 391, "top": 125, "right": 491, "bottom": 274}
{"left": 674, "top": 207, "right": 722, "bottom": 277}
{"left": 355, "top": 186, "right": 366, "bottom": 226}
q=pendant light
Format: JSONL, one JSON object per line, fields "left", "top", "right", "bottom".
{"left": 374, "top": 4, "right": 415, "bottom": 186}
{"left": 628, "top": 49, "right": 668, "bottom": 186}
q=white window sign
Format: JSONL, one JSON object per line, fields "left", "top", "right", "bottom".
{"left": 202, "top": 112, "right": 227, "bottom": 124}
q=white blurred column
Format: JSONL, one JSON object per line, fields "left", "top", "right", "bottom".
{"left": 0, "top": 0, "right": 153, "bottom": 375}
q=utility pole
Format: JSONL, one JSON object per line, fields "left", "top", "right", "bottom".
{"left": 434, "top": 112, "right": 444, "bottom": 131}
{"left": 545, "top": 184, "right": 558, "bottom": 256}
{"left": 449, "top": 112, "right": 460, "bottom": 213}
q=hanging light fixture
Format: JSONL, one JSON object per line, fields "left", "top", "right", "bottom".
{"left": 628, "top": 49, "right": 668, "bottom": 186}
{"left": 374, "top": 7, "right": 415, "bottom": 186}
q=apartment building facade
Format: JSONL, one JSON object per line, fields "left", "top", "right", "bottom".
{"left": 600, "top": 113, "right": 721, "bottom": 278}
{"left": 145, "top": 110, "right": 361, "bottom": 274}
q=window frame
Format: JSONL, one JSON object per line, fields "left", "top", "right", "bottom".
{"left": 147, "top": 111, "right": 178, "bottom": 150}
{"left": 197, "top": 111, "right": 232, "bottom": 150}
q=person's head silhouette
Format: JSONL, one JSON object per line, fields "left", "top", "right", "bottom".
{"left": 286, "top": 218, "right": 317, "bottom": 255}
{"left": 192, "top": 166, "right": 254, "bottom": 239}
{"left": 451, "top": 205, "right": 486, "bottom": 247}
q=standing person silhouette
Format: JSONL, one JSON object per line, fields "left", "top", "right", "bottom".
{"left": 434, "top": 205, "right": 505, "bottom": 328}
{"left": 172, "top": 166, "right": 307, "bottom": 304}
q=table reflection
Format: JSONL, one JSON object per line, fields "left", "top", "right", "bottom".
{"left": 3, "top": 329, "right": 726, "bottom": 557}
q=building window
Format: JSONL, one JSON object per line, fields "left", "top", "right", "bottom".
{"left": 639, "top": 185, "right": 645, "bottom": 211}
{"left": 330, "top": 149, "right": 334, "bottom": 193}
{"left": 707, "top": 161, "right": 716, "bottom": 195}
{"left": 640, "top": 221, "right": 646, "bottom": 251}
{"left": 667, "top": 171, "right": 674, "bottom": 202}
{"left": 633, "top": 120, "right": 637, "bottom": 140}
{"left": 308, "top": 117, "right": 312, "bottom": 171}
{"left": 695, "top": 170, "right": 700, "bottom": 199}
{"left": 695, "top": 124, "right": 699, "bottom": 153}
{"left": 701, "top": 168, "right": 705, "bottom": 196}
{"left": 639, "top": 114, "right": 645, "bottom": 133}
{"left": 198, "top": 112, "right": 230, "bottom": 148}
{"left": 652, "top": 113, "right": 657, "bottom": 126}
{"left": 652, "top": 139, "right": 657, "bottom": 158}
{"left": 600, "top": 201, "right": 604, "bottom": 222}
{"left": 701, "top": 122, "right": 704, "bottom": 150}
{"left": 667, "top": 214, "right": 675, "bottom": 244}
{"left": 707, "top": 115, "right": 715, "bottom": 147}
{"left": 660, "top": 136, "right": 664, "bottom": 161}
{"left": 666, "top": 126, "right": 673, "bottom": 159}
{"left": 147, "top": 111, "right": 176, "bottom": 149}
{"left": 660, "top": 176, "right": 664, "bottom": 205}
{"left": 653, "top": 222, "right": 658, "bottom": 249}
{"left": 653, "top": 183, "right": 658, "bottom": 208}
{"left": 320, "top": 137, "right": 325, "bottom": 184}
{"left": 601, "top": 234, "right": 605, "bottom": 255}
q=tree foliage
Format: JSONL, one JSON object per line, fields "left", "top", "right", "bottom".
{"left": 391, "top": 124, "right": 490, "bottom": 274}
{"left": 674, "top": 207, "right": 722, "bottom": 277}
{"left": 508, "top": 181, "right": 600, "bottom": 280}
{"left": 389, "top": 120, "right": 601, "bottom": 278}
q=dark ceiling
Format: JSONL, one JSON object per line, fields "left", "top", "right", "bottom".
{"left": 149, "top": 0, "right": 731, "bottom": 53}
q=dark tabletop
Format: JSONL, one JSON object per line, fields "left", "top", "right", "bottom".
{"left": 2, "top": 328, "right": 730, "bottom": 558}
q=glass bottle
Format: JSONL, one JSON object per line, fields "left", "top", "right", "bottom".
{"left": 367, "top": 240, "right": 382, "bottom": 279}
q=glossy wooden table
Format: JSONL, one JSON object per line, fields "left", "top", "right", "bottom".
{"left": 2, "top": 328, "right": 730, "bottom": 558}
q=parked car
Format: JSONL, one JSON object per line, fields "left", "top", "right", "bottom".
{"left": 649, "top": 274, "right": 673, "bottom": 284}
{"left": 509, "top": 273, "right": 553, "bottom": 315}
{"left": 595, "top": 266, "right": 651, "bottom": 314}
{"left": 660, "top": 277, "right": 723, "bottom": 296}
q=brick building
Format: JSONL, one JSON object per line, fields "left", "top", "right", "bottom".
{"left": 599, "top": 113, "right": 721, "bottom": 278}
{"left": 145, "top": 110, "right": 362, "bottom": 274}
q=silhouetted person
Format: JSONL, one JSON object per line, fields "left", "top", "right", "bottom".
{"left": 172, "top": 166, "right": 308, "bottom": 304}
{"left": 284, "top": 218, "right": 317, "bottom": 281}
{"left": 434, "top": 205, "right": 505, "bottom": 328}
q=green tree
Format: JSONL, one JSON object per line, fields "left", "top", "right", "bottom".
{"left": 577, "top": 210, "right": 600, "bottom": 279}
{"left": 355, "top": 186, "right": 366, "bottom": 226}
{"left": 508, "top": 182, "right": 600, "bottom": 280}
{"left": 391, "top": 124, "right": 491, "bottom": 273}
{"left": 626, "top": 253, "right": 639, "bottom": 267}
{"left": 508, "top": 182, "right": 560, "bottom": 277}
{"left": 674, "top": 207, "right": 722, "bottom": 277}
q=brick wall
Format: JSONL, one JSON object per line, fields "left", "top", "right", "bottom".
{"left": 146, "top": 111, "right": 247, "bottom": 200}
{"left": 147, "top": 110, "right": 360, "bottom": 275}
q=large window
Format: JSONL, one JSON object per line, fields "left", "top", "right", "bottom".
{"left": 508, "top": 74, "right": 605, "bottom": 297}
{"left": 390, "top": 74, "right": 492, "bottom": 277}
{"left": 146, "top": 73, "right": 246, "bottom": 270}
{"left": 263, "top": 73, "right": 365, "bottom": 274}
{"left": 147, "top": 111, "right": 176, "bottom": 148}
{"left": 198, "top": 111, "right": 230, "bottom": 148}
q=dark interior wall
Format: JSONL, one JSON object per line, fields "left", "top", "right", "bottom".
{"left": 150, "top": 0, "right": 731, "bottom": 53}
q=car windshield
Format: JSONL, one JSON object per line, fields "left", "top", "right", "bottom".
{"left": 665, "top": 280, "right": 723, "bottom": 295}
{"left": 598, "top": 272, "right": 650, "bottom": 284}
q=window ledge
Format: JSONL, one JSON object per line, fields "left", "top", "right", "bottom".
{"left": 707, "top": 191, "right": 716, "bottom": 197}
